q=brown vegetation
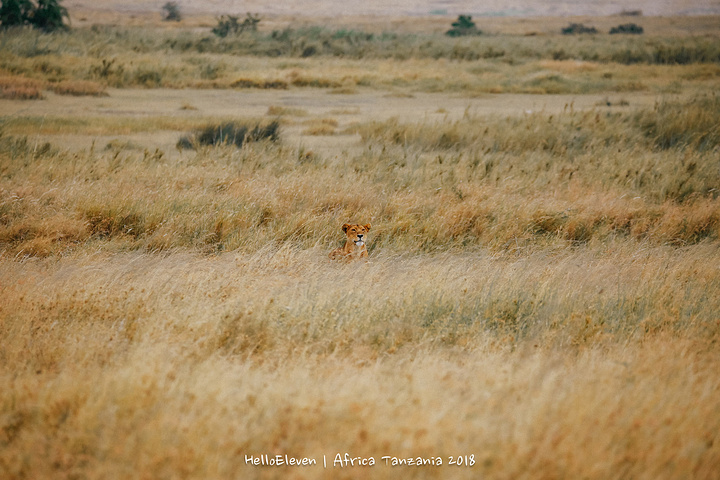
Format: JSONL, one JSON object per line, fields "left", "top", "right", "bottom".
{"left": 0, "top": 76, "right": 43, "bottom": 100}
{"left": 50, "top": 80, "right": 108, "bottom": 96}
{"left": 1, "top": 14, "right": 720, "bottom": 479}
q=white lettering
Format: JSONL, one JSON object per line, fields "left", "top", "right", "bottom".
{"left": 244, "top": 454, "right": 316, "bottom": 467}
{"left": 333, "top": 453, "right": 375, "bottom": 467}
{"left": 381, "top": 455, "right": 442, "bottom": 466}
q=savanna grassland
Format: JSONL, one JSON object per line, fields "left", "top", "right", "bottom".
{"left": 2, "top": 13, "right": 720, "bottom": 479}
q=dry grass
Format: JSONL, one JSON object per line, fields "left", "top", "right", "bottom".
{"left": 0, "top": 76, "right": 44, "bottom": 100}
{"left": 1, "top": 97, "right": 719, "bottom": 479}
{"left": 0, "top": 115, "right": 220, "bottom": 136}
{"left": 1, "top": 16, "right": 720, "bottom": 479}
{"left": 1, "top": 96, "right": 719, "bottom": 255}
{"left": 302, "top": 117, "right": 339, "bottom": 136}
{"left": 49, "top": 80, "right": 108, "bottom": 97}
{"left": 60, "top": 7, "right": 720, "bottom": 36}
{"left": 267, "top": 105, "right": 308, "bottom": 117}
{"left": 1, "top": 24, "right": 719, "bottom": 96}
{"left": 1, "top": 247, "right": 719, "bottom": 479}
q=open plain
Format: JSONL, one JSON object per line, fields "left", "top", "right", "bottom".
{"left": 1, "top": 6, "right": 720, "bottom": 479}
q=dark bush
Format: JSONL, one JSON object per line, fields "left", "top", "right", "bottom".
{"left": 177, "top": 120, "right": 280, "bottom": 150}
{"left": 610, "top": 23, "right": 644, "bottom": 34}
{"left": 0, "top": 0, "right": 69, "bottom": 31}
{"left": 247, "top": 121, "right": 280, "bottom": 143}
{"left": 446, "top": 15, "right": 481, "bottom": 37}
{"left": 33, "top": 0, "right": 68, "bottom": 31}
{"left": 301, "top": 45, "right": 318, "bottom": 57}
{"left": 562, "top": 23, "right": 598, "bottom": 35}
{"left": 212, "top": 15, "right": 239, "bottom": 38}
{"left": 197, "top": 122, "right": 247, "bottom": 148}
{"left": 0, "top": 0, "right": 35, "bottom": 28}
{"left": 162, "top": 2, "right": 181, "bottom": 22}
{"left": 212, "top": 13, "right": 260, "bottom": 37}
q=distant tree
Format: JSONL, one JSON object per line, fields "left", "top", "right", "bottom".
{"left": 0, "top": 0, "right": 34, "bottom": 27}
{"left": 0, "top": 0, "right": 69, "bottom": 31}
{"left": 162, "top": 2, "right": 181, "bottom": 22}
{"left": 446, "top": 15, "right": 481, "bottom": 37}
{"left": 32, "top": 0, "right": 68, "bottom": 31}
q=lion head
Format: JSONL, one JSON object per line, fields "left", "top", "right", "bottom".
{"left": 329, "top": 223, "right": 371, "bottom": 260}
{"left": 343, "top": 223, "right": 370, "bottom": 247}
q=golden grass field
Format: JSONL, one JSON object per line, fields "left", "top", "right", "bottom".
{"left": 1, "top": 10, "right": 720, "bottom": 479}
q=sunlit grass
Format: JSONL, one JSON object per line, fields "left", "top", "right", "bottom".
{"left": 1, "top": 25, "right": 719, "bottom": 95}
{"left": 0, "top": 75, "right": 44, "bottom": 99}
{"left": 49, "top": 80, "right": 108, "bottom": 96}
{"left": 1, "top": 245, "right": 719, "bottom": 478}
{"left": 1, "top": 96, "right": 719, "bottom": 259}
{"left": 1, "top": 17, "right": 720, "bottom": 479}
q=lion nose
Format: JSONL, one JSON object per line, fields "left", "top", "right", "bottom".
{"left": 357, "top": 234, "right": 363, "bottom": 239}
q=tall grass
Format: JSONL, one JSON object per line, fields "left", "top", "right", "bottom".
{"left": 353, "top": 96, "right": 720, "bottom": 203}
{"left": 1, "top": 23, "right": 720, "bottom": 478}
{"left": 636, "top": 95, "right": 720, "bottom": 151}
{"left": 1, "top": 26, "right": 719, "bottom": 94}
{"left": 0, "top": 75, "right": 43, "bottom": 99}
{"left": 1, "top": 246, "right": 719, "bottom": 479}
{"left": 1, "top": 96, "right": 719, "bottom": 259}
{"left": 3, "top": 24, "right": 719, "bottom": 64}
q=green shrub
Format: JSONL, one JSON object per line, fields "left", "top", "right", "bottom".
{"left": 0, "top": 0, "right": 33, "bottom": 28}
{"left": 562, "top": 23, "right": 598, "bottom": 35}
{"left": 610, "top": 23, "right": 644, "bottom": 34}
{"left": 31, "top": 0, "right": 68, "bottom": 32}
{"left": 212, "top": 13, "right": 260, "bottom": 37}
{"left": 177, "top": 120, "right": 279, "bottom": 150}
{"left": 446, "top": 15, "right": 481, "bottom": 37}
{"left": 162, "top": 2, "right": 181, "bottom": 22}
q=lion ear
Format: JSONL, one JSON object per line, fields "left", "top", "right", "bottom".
{"left": 342, "top": 223, "right": 351, "bottom": 232}
{"left": 364, "top": 223, "right": 371, "bottom": 231}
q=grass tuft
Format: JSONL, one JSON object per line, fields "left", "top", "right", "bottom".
{"left": 50, "top": 80, "right": 108, "bottom": 96}
{"left": 0, "top": 76, "right": 44, "bottom": 100}
{"left": 636, "top": 95, "right": 720, "bottom": 151}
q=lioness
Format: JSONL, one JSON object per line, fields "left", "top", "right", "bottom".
{"left": 329, "top": 223, "right": 371, "bottom": 260}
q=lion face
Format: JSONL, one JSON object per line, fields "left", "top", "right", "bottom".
{"left": 330, "top": 222, "right": 372, "bottom": 260}
{"left": 342, "top": 223, "right": 371, "bottom": 247}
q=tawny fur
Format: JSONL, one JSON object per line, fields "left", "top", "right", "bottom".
{"left": 329, "top": 223, "right": 371, "bottom": 260}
